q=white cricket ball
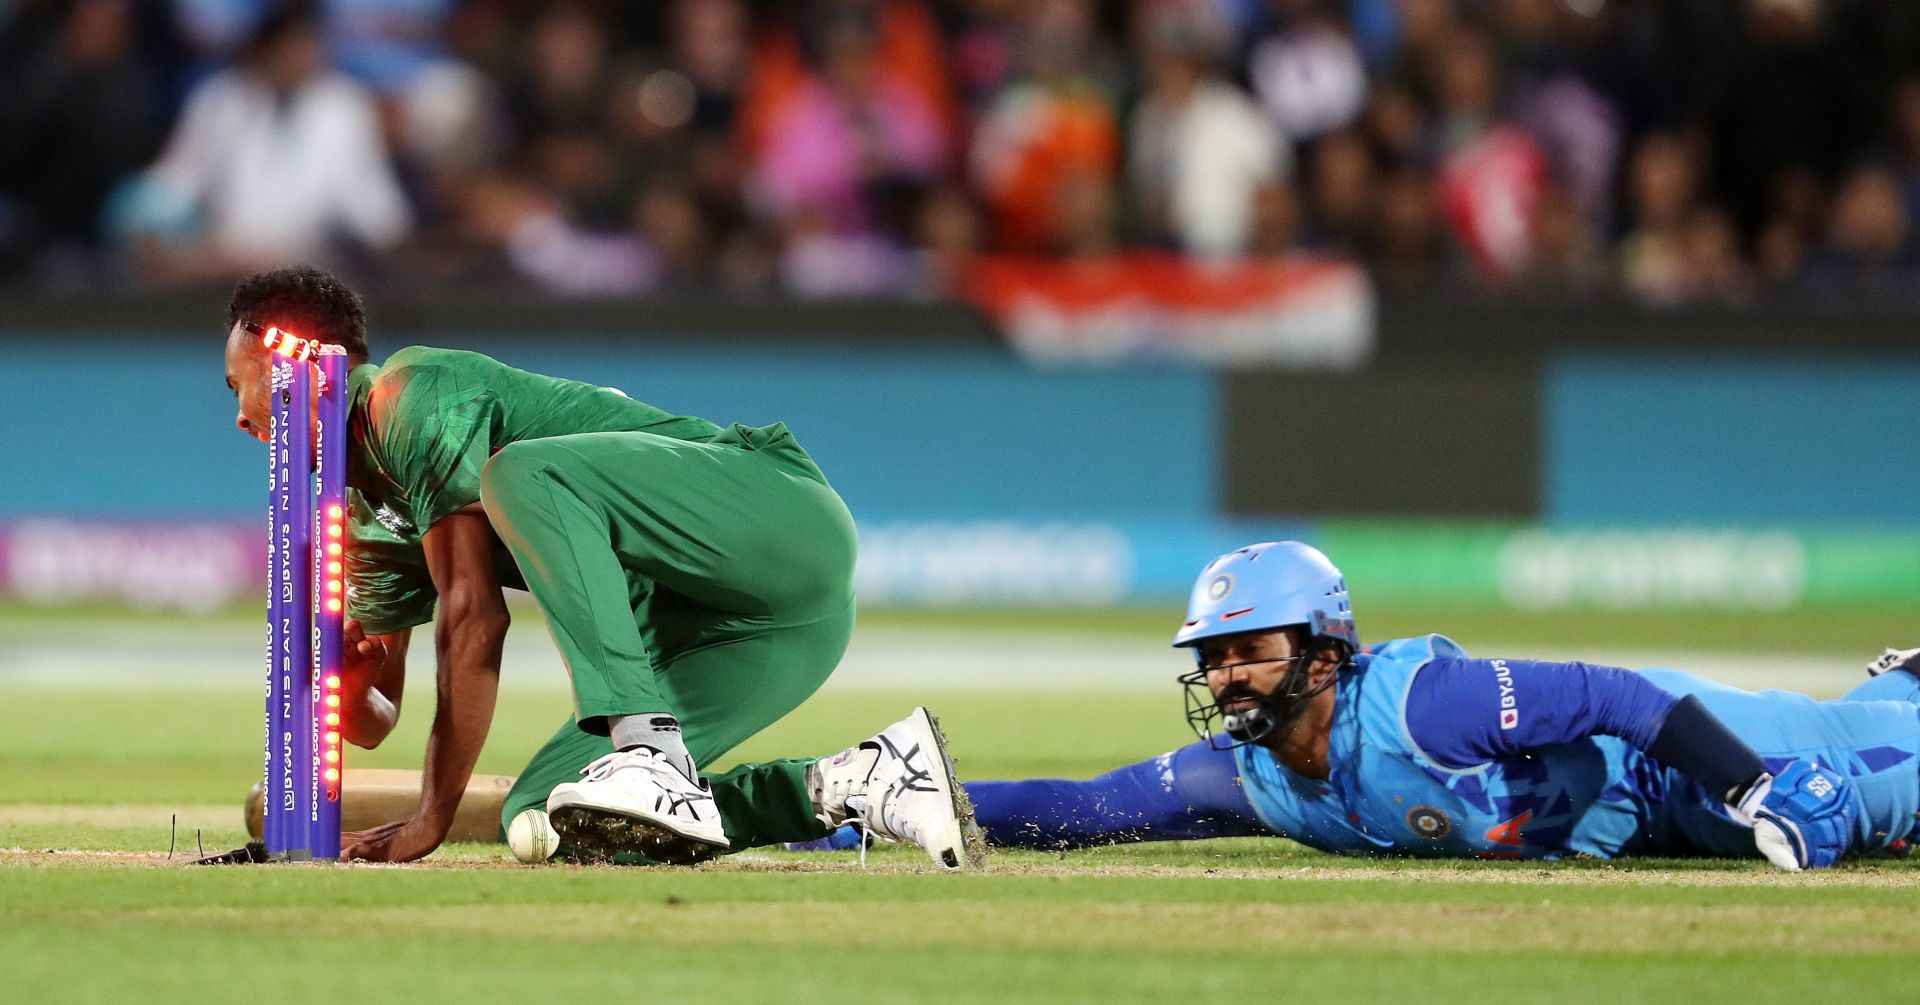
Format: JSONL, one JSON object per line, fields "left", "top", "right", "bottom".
{"left": 507, "top": 808, "right": 561, "bottom": 863}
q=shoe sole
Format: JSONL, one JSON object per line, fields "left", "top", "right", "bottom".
{"left": 914, "top": 707, "right": 989, "bottom": 872}
{"left": 547, "top": 801, "right": 729, "bottom": 867}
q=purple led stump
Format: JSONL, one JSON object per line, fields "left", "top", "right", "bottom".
{"left": 262, "top": 329, "right": 347, "bottom": 861}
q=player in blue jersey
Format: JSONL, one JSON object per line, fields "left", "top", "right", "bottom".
{"left": 805, "top": 542, "right": 1917, "bottom": 869}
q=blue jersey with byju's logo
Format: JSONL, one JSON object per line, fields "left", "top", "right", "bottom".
{"left": 1227, "top": 635, "right": 1920, "bottom": 859}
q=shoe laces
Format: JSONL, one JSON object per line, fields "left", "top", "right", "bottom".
{"left": 580, "top": 750, "right": 632, "bottom": 782}
{"left": 850, "top": 798, "right": 872, "bottom": 869}
{"left": 844, "top": 786, "right": 919, "bottom": 870}
{"left": 819, "top": 747, "right": 866, "bottom": 807}
{"left": 580, "top": 748, "right": 696, "bottom": 787}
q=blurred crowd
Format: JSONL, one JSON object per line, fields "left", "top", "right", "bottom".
{"left": 6, "top": 0, "right": 1920, "bottom": 303}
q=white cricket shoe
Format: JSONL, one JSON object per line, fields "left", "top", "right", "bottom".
{"left": 546, "top": 748, "right": 729, "bottom": 865}
{"left": 811, "top": 707, "right": 985, "bottom": 871}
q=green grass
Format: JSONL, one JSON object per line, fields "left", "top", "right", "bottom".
{"left": 0, "top": 688, "right": 1194, "bottom": 809}
{"left": 7, "top": 609, "right": 1920, "bottom": 1003}
{"left": 10, "top": 598, "right": 1916, "bottom": 654}
{"left": 5, "top": 840, "right": 1920, "bottom": 1003}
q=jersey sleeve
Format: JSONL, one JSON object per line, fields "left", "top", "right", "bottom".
{"left": 364, "top": 359, "right": 495, "bottom": 533}
{"left": 343, "top": 492, "right": 437, "bottom": 634}
{"left": 1403, "top": 657, "right": 1681, "bottom": 769}
{"left": 966, "top": 741, "right": 1268, "bottom": 849}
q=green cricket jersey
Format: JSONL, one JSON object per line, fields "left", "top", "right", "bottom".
{"left": 341, "top": 346, "right": 725, "bottom": 633}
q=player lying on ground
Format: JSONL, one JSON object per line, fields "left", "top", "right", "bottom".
{"left": 222, "top": 266, "right": 980, "bottom": 868}
{"left": 811, "top": 542, "right": 1912, "bottom": 868}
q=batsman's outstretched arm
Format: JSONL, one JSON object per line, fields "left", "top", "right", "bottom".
{"left": 345, "top": 505, "right": 508, "bottom": 862}
{"left": 969, "top": 741, "right": 1270, "bottom": 849}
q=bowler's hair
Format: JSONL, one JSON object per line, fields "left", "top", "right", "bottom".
{"left": 228, "top": 266, "right": 370, "bottom": 360}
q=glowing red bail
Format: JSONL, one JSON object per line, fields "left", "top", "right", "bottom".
{"left": 260, "top": 326, "right": 314, "bottom": 361}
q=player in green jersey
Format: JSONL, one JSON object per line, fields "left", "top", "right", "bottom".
{"left": 221, "top": 266, "right": 981, "bottom": 869}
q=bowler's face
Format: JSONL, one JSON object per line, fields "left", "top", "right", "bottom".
{"left": 224, "top": 322, "right": 272, "bottom": 442}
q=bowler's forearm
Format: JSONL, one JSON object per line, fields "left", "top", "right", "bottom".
{"left": 418, "top": 611, "right": 506, "bottom": 832}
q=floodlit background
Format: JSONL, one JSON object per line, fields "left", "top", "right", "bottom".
{"left": 3, "top": 0, "right": 1918, "bottom": 783}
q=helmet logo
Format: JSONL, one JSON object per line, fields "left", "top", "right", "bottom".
{"left": 1206, "top": 574, "right": 1234, "bottom": 602}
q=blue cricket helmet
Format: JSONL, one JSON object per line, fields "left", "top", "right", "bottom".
{"left": 1171, "top": 541, "right": 1359, "bottom": 653}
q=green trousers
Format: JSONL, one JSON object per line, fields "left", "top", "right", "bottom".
{"left": 478, "top": 423, "right": 857, "bottom": 849}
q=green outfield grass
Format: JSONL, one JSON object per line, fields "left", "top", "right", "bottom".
{"left": 6, "top": 605, "right": 1920, "bottom": 1003}
{"left": 7, "top": 597, "right": 1915, "bottom": 653}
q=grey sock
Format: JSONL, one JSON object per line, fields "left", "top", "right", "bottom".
{"left": 610, "top": 713, "right": 695, "bottom": 779}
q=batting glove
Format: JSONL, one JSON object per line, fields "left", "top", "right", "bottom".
{"left": 1727, "top": 759, "right": 1856, "bottom": 871}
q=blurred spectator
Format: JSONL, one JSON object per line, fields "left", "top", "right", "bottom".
{"left": 464, "top": 169, "right": 651, "bottom": 295}
{"left": 1247, "top": 0, "right": 1368, "bottom": 142}
{"left": 325, "top": 0, "right": 454, "bottom": 96}
{"left": 1752, "top": 166, "right": 1826, "bottom": 285}
{"left": 1360, "top": 83, "right": 1427, "bottom": 165}
{"left": 1245, "top": 181, "right": 1302, "bottom": 258}
{"left": 1372, "top": 165, "right": 1441, "bottom": 288}
{"left": 392, "top": 59, "right": 505, "bottom": 216}
{"left": 747, "top": 8, "right": 948, "bottom": 238}
{"left": 1517, "top": 73, "right": 1620, "bottom": 220}
{"left": 0, "top": 0, "right": 173, "bottom": 281}
{"left": 1386, "top": 0, "right": 1457, "bottom": 76}
{"left": 1671, "top": 206, "right": 1754, "bottom": 304}
{"left": 630, "top": 175, "right": 714, "bottom": 290}
{"left": 505, "top": 4, "right": 610, "bottom": 142}
{"left": 133, "top": 4, "right": 411, "bottom": 278}
{"left": 1429, "top": 28, "right": 1547, "bottom": 281}
{"left": 168, "top": 0, "right": 268, "bottom": 57}
{"left": 739, "top": 0, "right": 955, "bottom": 172}
{"left": 1526, "top": 184, "right": 1604, "bottom": 291}
{"left": 779, "top": 209, "right": 912, "bottom": 297}
{"left": 906, "top": 182, "right": 981, "bottom": 298}
{"left": 969, "top": 0, "right": 1119, "bottom": 253}
{"left": 1708, "top": 0, "right": 1874, "bottom": 242}
{"left": 1800, "top": 163, "right": 1920, "bottom": 298}
{"left": 1619, "top": 132, "right": 1699, "bottom": 303}
{"left": 945, "top": 0, "right": 1022, "bottom": 113}
{"left": 1129, "top": 9, "right": 1285, "bottom": 258}
{"left": 1053, "top": 171, "right": 1119, "bottom": 260}
{"left": 671, "top": 0, "right": 751, "bottom": 132}
{"left": 1303, "top": 128, "right": 1373, "bottom": 254}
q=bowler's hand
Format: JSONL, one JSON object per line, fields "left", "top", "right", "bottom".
{"left": 342, "top": 816, "right": 446, "bottom": 863}
{"left": 344, "top": 619, "right": 388, "bottom": 671}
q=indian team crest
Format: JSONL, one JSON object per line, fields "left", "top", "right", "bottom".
{"left": 1406, "top": 805, "right": 1451, "bottom": 840}
{"left": 1206, "top": 574, "right": 1234, "bottom": 603}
